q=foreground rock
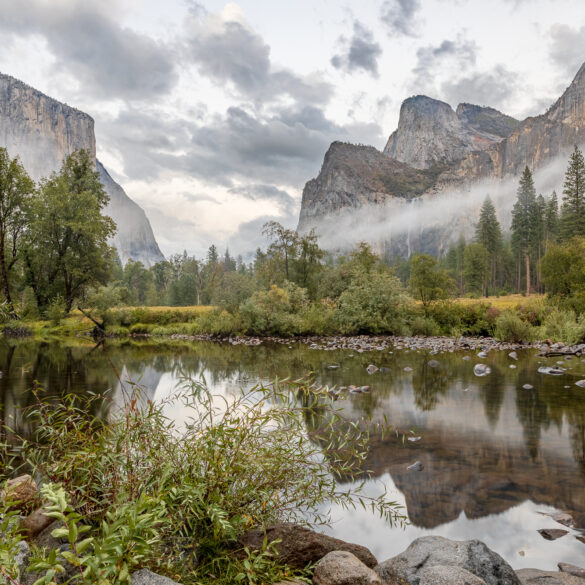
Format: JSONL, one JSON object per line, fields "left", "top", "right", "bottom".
{"left": 559, "top": 564, "right": 585, "bottom": 579}
{"left": 131, "top": 569, "right": 182, "bottom": 585}
{"left": 1, "top": 474, "right": 39, "bottom": 511}
{"left": 238, "top": 522, "right": 377, "bottom": 569}
{"left": 21, "top": 507, "right": 54, "bottom": 538}
{"left": 517, "top": 568, "right": 585, "bottom": 585}
{"left": 374, "top": 536, "right": 521, "bottom": 585}
{"left": 313, "top": 551, "right": 381, "bottom": 585}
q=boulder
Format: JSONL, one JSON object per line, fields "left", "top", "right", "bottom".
{"left": 375, "top": 536, "right": 521, "bottom": 585}
{"left": 21, "top": 507, "right": 54, "bottom": 538}
{"left": 313, "top": 551, "right": 381, "bottom": 585}
{"left": 237, "top": 523, "right": 377, "bottom": 569}
{"left": 419, "top": 565, "right": 486, "bottom": 585}
{"left": 559, "top": 564, "right": 585, "bottom": 579}
{"left": 1, "top": 475, "right": 39, "bottom": 511}
{"left": 516, "top": 568, "right": 585, "bottom": 585}
{"left": 131, "top": 569, "right": 183, "bottom": 585}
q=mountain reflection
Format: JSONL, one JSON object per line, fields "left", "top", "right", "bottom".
{"left": 1, "top": 339, "right": 585, "bottom": 531}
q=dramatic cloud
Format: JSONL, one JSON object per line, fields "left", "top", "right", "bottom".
{"left": 331, "top": 21, "right": 382, "bottom": 77}
{"left": 186, "top": 17, "right": 333, "bottom": 105}
{"left": 549, "top": 24, "right": 585, "bottom": 78}
{"left": 380, "top": 0, "right": 421, "bottom": 37}
{"left": 441, "top": 65, "right": 519, "bottom": 110}
{"left": 0, "top": 1, "right": 177, "bottom": 101}
{"left": 229, "top": 184, "right": 297, "bottom": 216}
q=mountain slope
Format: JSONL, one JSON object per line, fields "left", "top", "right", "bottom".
{"left": 0, "top": 73, "right": 164, "bottom": 266}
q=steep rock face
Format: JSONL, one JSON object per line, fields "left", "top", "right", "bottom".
{"left": 97, "top": 162, "right": 164, "bottom": 266}
{"left": 383, "top": 95, "right": 518, "bottom": 169}
{"left": 0, "top": 73, "right": 164, "bottom": 266}
{"left": 298, "top": 141, "right": 443, "bottom": 232}
{"left": 438, "top": 62, "right": 585, "bottom": 186}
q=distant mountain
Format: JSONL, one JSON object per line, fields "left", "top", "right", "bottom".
{"left": 0, "top": 73, "right": 164, "bottom": 266}
{"left": 298, "top": 62, "right": 585, "bottom": 250}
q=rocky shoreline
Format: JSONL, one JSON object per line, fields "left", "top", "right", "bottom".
{"left": 165, "top": 332, "right": 585, "bottom": 356}
{"left": 5, "top": 476, "right": 585, "bottom": 585}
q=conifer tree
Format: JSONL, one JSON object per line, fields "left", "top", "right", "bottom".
{"left": 511, "top": 166, "right": 537, "bottom": 295}
{"left": 475, "top": 196, "right": 502, "bottom": 295}
{"left": 560, "top": 145, "right": 585, "bottom": 239}
{"left": 544, "top": 190, "right": 559, "bottom": 246}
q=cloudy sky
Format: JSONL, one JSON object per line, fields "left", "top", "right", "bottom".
{"left": 1, "top": 0, "right": 584, "bottom": 258}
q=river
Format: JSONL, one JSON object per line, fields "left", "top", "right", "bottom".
{"left": 1, "top": 337, "right": 584, "bottom": 570}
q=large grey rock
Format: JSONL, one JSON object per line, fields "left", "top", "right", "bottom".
{"left": 375, "top": 536, "right": 521, "bottom": 585}
{"left": 313, "top": 551, "right": 381, "bottom": 585}
{"left": 516, "top": 568, "right": 585, "bottom": 585}
{"left": 238, "top": 522, "right": 377, "bottom": 569}
{"left": 21, "top": 507, "right": 54, "bottom": 538}
{"left": 419, "top": 565, "right": 486, "bottom": 585}
{"left": 131, "top": 569, "right": 182, "bottom": 585}
{"left": 559, "top": 564, "right": 585, "bottom": 579}
{"left": 1, "top": 541, "right": 30, "bottom": 585}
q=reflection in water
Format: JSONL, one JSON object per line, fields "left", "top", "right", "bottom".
{"left": 1, "top": 338, "right": 585, "bottom": 569}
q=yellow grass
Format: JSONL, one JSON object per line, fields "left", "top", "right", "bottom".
{"left": 453, "top": 294, "right": 545, "bottom": 310}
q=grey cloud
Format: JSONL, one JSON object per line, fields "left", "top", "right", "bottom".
{"left": 186, "top": 19, "right": 333, "bottom": 105}
{"left": 549, "top": 24, "right": 585, "bottom": 78}
{"left": 0, "top": 1, "right": 177, "bottom": 101}
{"left": 331, "top": 21, "right": 382, "bottom": 77}
{"left": 380, "top": 0, "right": 420, "bottom": 37}
{"left": 229, "top": 184, "right": 297, "bottom": 215}
{"left": 441, "top": 65, "right": 518, "bottom": 111}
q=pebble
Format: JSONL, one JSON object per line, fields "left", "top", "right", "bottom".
{"left": 407, "top": 461, "right": 423, "bottom": 471}
{"left": 408, "top": 436, "right": 421, "bottom": 442}
{"left": 576, "top": 380, "right": 585, "bottom": 387}
{"left": 428, "top": 360, "right": 440, "bottom": 368}
{"left": 509, "top": 351, "right": 518, "bottom": 360}
{"left": 404, "top": 367, "right": 413, "bottom": 372}
{"left": 522, "top": 384, "right": 534, "bottom": 390}
{"left": 366, "top": 364, "right": 379, "bottom": 374}
{"left": 473, "top": 363, "right": 491, "bottom": 377}
{"left": 537, "top": 366, "right": 565, "bottom": 375}
{"left": 509, "top": 365, "right": 517, "bottom": 369}
{"left": 477, "top": 351, "right": 488, "bottom": 358}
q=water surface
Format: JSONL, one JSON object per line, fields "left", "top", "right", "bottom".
{"left": 1, "top": 337, "right": 584, "bottom": 570}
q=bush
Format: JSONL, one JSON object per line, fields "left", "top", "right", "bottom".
{"left": 46, "top": 296, "right": 66, "bottom": 325}
{"left": 410, "top": 316, "right": 440, "bottom": 336}
{"left": 539, "top": 308, "right": 585, "bottom": 344}
{"left": 494, "top": 311, "right": 535, "bottom": 343}
{"left": 13, "top": 379, "right": 405, "bottom": 584}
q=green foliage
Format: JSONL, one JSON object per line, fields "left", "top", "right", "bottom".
{"left": 541, "top": 237, "right": 585, "bottom": 299}
{"left": 493, "top": 311, "right": 535, "bottom": 343}
{"left": 539, "top": 308, "right": 585, "bottom": 345}
{"left": 46, "top": 295, "right": 66, "bottom": 326}
{"left": 409, "top": 254, "right": 453, "bottom": 314}
{"left": 18, "top": 379, "right": 405, "bottom": 584}
{"left": 410, "top": 316, "right": 440, "bottom": 336}
{"left": 463, "top": 243, "right": 488, "bottom": 295}
{"left": 560, "top": 145, "right": 585, "bottom": 240}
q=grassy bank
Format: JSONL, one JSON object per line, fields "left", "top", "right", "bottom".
{"left": 2, "top": 293, "right": 584, "bottom": 345}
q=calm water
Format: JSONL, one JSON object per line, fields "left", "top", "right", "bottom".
{"left": 1, "top": 337, "right": 585, "bottom": 570}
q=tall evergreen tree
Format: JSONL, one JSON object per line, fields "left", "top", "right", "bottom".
{"left": 544, "top": 190, "right": 559, "bottom": 246}
{"left": 511, "top": 166, "right": 538, "bottom": 295}
{"left": 475, "top": 196, "right": 502, "bottom": 295}
{"left": 560, "top": 145, "right": 585, "bottom": 239}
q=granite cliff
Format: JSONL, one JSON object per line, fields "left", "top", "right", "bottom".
{"left": 298, "top": 61, "right": 585, "bottom": 249}
{"left": 0, "top": 73, "right": 164, "bottom": 266}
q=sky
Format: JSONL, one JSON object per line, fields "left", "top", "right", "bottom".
{"left": 0, "top": 0, "right": 584, "bottom": 259}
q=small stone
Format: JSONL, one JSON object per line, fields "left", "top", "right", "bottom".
{"left": 558, "top": 563, "right": 585, "bottom": 579}
{"left": 366, "top": 364, "right": 379, "bottom": 374}
{"left": 379, "top": 367, "right": 391, "bottom": 373}
{"left": 477, "top": 351, "right": 488, "bottom": 358}
{"left": 408, "top": 436, "right": 421, "bottom": 442}
{"left": 510, "top": 364, "right": 517, "bottom": 369}
{"left": 21, "top": 508, "right": 54, "bottom": 538}
{"left": 575, "top": 380, "right": 585, "bottom": 388}
{"left": 509, "top": 351, "right": 518, "bottom": 360}
{"left": 1, "top": 474, "right": 39, "bottom": 511}
{"left": 551, "top": 512, "right": 575, "bottom": 528}
{"left": 404, "top": 367, "right": 413, "bottom": 372}
{"left": 359, "top": 386, "right": 371, "bottom": 393}
{"left": 313, "top": 551, "right": 381, "bottom": 585}
{"left": 538, "top": 528, "right": 569, "bottom": 540}
{"left": 462, "top": 356, "right": 470, "bottom": 361}
{"left": 522, "top": 384, "right": 534, "bottom": 390}
{"left": 473, "top": 363, "right": 491, "bottom": 377}
{"left": 131, "top": 569, "right": 182, "bottom": 584}
{"left": 407, "top": 461, "right": 423, "bottom": 471}
{"left": 327, "top": 365, "right": 340, "bottom": 370}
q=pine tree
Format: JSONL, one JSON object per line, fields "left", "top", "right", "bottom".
{"left": 511, "top": 166, "right": 537, "bottom": 295}
{"left": 475, "top": 196, "right": 502, "bottom": 295}
{"left": 560, "top": 145, "right": 585, "bottom": 239}
{"left": 544, "top": 190, "right": 559, "bottom": 246}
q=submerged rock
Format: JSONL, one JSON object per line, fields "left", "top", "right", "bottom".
{"left": 538, "top": 528, "right": 569, "bottom": 540}
{"left": 407, "top": 461, "right": 424, "bottom": 471}
{"left": 509, "top": 351, "right": 518, "bottom": 360}
{"left": 477, "top": 351, "right": 488, "bottom": 358}
{"left": 428, "top": 360, "right": 441, "bottom": 368}
{"left": 575, "top": 380, "right": 585, "bottom": 388}
{"left": 366, "top": 364, "right": 379, "bottom": 374}
{"left": 473, "top": 363, "right": 491, "bottom": 377}
{"left": 522, "top": 384, "right": 534, "bottom": 390}
{"left": 538, "top": 366, "right": 565, "bottom": 375}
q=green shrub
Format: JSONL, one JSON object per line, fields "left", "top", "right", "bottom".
{"left": 16, "top": 379, "right": 405, "bottom": 583}
{"left": 494, "top": 311, "right": 535, "bottom": 342}
{"left": 539, "top": 308, "right": 585, "bottom": 344}
{"left": 129, "top": 323, "right": 154, "bottom": 335}
{"left": 46, "top": 296, "right": 66, "bottom": 326}
{"left": 410, "top": 316, "right": 440, "bottom": 336}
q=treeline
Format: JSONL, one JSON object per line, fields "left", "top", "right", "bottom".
{"left": 0, "top": 148, "right": 115, "bottom": 318}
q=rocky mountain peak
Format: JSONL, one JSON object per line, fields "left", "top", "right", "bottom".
{"left": 546, "top": 61, "right": 585, "bottom": 127}
{"left": 383, "top": 95, "right": 518, "bottom": 170}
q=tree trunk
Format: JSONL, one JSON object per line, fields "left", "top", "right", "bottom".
{"left": 525, "top": 251, "right": 531, "bottom": 296}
